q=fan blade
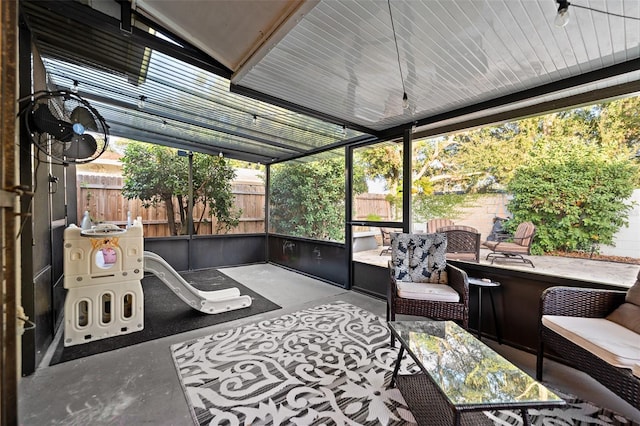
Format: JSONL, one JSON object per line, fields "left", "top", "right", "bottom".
{"left": 65, "top": 133, "right": 98, "bottom": 160}
{"left": 31, "top": 104, "right": 74, "bottom": 141}
{"left": 70, "top": 106, "right": 98, "bottom": 131}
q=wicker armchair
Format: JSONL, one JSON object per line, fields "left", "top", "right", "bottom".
{"left": 387, "top": 233, "right": 470, "bottom": 346}
{"left": 437, "top": 225, "right": 481, "bottom": 262}
{"left": 536, "top": 286, "right": 640, "bottom": 408}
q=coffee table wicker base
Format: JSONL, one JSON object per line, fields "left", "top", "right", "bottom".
{"left": 396, "top": 374, "right": 492, "bottom": 426}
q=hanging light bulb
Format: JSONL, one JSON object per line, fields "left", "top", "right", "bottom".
{"left": 137, "top": 95, "right": 147, "bottom": 109}
{"left": 554, "top": 0, "right": 570, "bottom": 27}
{"left": 402, "top": 92, "right": 409, "bottom": 110}
{"left": 252, "top": 114, "right": 258, "bottom": 126}
{"left": 340, "top": 125, "right": 347, "bottom": 136}
{"left": 71, "top": 80, "right": 79, "bottom": 94}
{"left": 161, "top": 120, "right": 167, "bottom": 129}
{"left": 219, "top": 152, "right": 224, "bottom": 158}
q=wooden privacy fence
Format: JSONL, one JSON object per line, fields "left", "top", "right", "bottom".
{"left": 77, "top": 174, "right": 393, "bottom": 237}
{"left": 353, "top": 193, "right": 392, "bottom": 221}
{"left": 77, "top": 174, "right": 266, "bottom": 236}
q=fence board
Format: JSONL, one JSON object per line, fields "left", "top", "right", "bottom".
{"left": 77, "top": 174, "right": 267, "bottom": 236}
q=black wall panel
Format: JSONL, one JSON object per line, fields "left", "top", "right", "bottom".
{"left": 33, "top": 266, "right": 53, "bottom": 368}
{"left": 51, "top": 224, "right": 66, "bottom": 328}
{"left": 268, "top": 235, "right": 347, "bottom": 287}
{"left": 191, "top": 235, "right": 265, "bottom": 269}
{"left": 144, "top": 237, "right": 190, "bottom": 272}
{"left": 352, "top": 259, "right": 627, "bottom": 353}
{"left": 352, "top": 261, "right": 388, "bottom": 299}
{"left": 447, "top": 261, "right": 624, "bottom": 353}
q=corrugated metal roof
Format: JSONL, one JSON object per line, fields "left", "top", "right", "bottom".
{"left": 20, "top": 0, "right": 640, "bottom": 164}
{"left": 234, "top": 0, "right": 640, "bottom": 131}
{"left": 21, "top": 0, "right": 369, "bottom": 164}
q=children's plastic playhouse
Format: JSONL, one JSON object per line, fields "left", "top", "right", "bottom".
{"left": 63, "top": 219, "right": 145, "bottom": 347}
{"left": 63, "top": 216, "right": 252, "bottom": 347}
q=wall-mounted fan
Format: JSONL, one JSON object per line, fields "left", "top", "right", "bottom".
{"left": 20, "top": 90, "right": 109, "bottom": 165}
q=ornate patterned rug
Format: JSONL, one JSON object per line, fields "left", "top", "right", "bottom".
{"left": 170, "top": 301, "right": 638, "bottom": 425}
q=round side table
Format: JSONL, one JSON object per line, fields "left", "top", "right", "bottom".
{"left": 468, "top": 277, "right": 502, "bottom": 343}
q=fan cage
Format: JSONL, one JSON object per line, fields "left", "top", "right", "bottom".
{"left": 23, "top": 90, "right": 109, "bottom": 165}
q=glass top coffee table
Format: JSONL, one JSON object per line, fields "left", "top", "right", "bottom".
{"left": 388, "top": 320, "right": 565, "bottom": 425}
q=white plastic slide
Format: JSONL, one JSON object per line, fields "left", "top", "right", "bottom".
{"left": 143, "top": 251, "right": 252, "bottom": 314}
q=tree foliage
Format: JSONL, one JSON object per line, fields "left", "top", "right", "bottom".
{"left": 121, "top": 143, "right": 241, "bottom": 236}
{"left": 269, "top": 155, "right": 365, "bottom": 241}
{"left": 413, "top": 193, "right": 480, "bottom": 222}
{"left": 357, "top": 97, "right": 640, "bottom": 250}
{"left": 507, "top": 141, "right": 637, "bottom": 254}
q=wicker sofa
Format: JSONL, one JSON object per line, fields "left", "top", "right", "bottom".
{"left": 536, "top": 283, "right": 640, "bottom": 409}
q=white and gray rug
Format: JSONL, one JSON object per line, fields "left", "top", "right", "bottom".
{"left": 170, "top": 301, "right": 637, "bottom": 426}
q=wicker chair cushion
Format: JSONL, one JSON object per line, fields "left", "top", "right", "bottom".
{"left": 396, "top": 281, "right": 460, "bottom": 302}
{"left": 625, "top": 277, "right": 640, "bottom": 305}
{"left": 606, "top": 276, "right": 640, "bottom": 333}
{"left": 482, "top": 241, "right": 529, "bottom": 254}
{"left": 634, "top": 363, "right": 640, "bottom": 378}
{"left": 607, "top": 303, "right": 640, "bottom": 334}
{"left": 542, "top": 315, "right": 640, "bottom": 368}
{"left": 391, "top": 233, "right": 448, "bottom": 284}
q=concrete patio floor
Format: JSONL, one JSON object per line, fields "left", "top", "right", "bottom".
{"left": 19, "top": 263, "right": 640, "bottom": 425}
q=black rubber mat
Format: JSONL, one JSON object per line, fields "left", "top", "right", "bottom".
{"left": 49, "top": 268, "right": 280, "bottom": 365}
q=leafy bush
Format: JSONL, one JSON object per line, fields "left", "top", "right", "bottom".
{"left": 269, "top": 157, "right": 356, "bottom": 242}
{"left": 507, "top": 144, "right": 637, "bottom": 254}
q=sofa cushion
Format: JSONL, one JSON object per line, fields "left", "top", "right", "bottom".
{"left": 391, "top": 233, "right": 448, "bottom": 284}
{"left": 396, "top": 281, "right": 460, "bottom": 302}
{"left": 542, "top": 315, "right": 640, "bottom": 369}
{"left": 626, "top": 275, "right": 640, "bottom": 306}
{"left": 606, "top": 303, "right": 640, "bottom": 334}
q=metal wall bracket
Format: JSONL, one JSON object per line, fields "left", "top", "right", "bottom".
{"left": 0, "top": 189, "right": 16, "bottom": 208}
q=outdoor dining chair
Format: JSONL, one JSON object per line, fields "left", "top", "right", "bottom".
{"left": 437, "top": 225, "right": 481, "bottom": 262}
{"left": 379, "top": 227, "right": 393, "bottom": 256}
{"left": 482, "top": 221, "right": 536, "bottom": 267}
{"left": 426, "top": 218, "right": 455, "bottom": 233}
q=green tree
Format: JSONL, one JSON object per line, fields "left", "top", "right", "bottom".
{"left": 269, "top": 155, "right": 365, "bottom": 241}
{"left": 453, "top": 120, "right": 538, "bottom": 189}
{"left": 507, "top": 141, "right": 637, "bottom": 254}
{"left": 121, "top": 143, "right": 241, "bottom": 235}
{"left": 357, "top": 97, "right": 640, "bottom": 241}
{"left": 413, "top": 193, "right": 480, "bottom": 222}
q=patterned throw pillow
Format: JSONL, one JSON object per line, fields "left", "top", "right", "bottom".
{"left": 391, "top": 233, "right": 448, "bottom": 284}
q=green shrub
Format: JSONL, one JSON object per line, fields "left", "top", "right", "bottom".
{"left": 507, "top": 145, "right": 636, "bottom": 254}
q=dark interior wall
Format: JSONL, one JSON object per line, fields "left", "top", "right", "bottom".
{"left": 268, "top": 235, "right": 347, "bottom": 287}
{"left": 352, "top": 261, "right": 388, "bottom": 298}
{"left": 143, "top": 234, "right": 266, "bottom": 272}
{"left": 191, "top": 235, "right": 265, "bottom": 270}
{"left": 20, "top": 38, "right": 58, "bottom": 374}
{"left": 144, "top": 237, "right": 190, "bottom": 271}
{"left": 452, "top": 261, "right": 626, "bottom": 352}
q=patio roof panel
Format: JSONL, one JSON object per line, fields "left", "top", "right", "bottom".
{"left": 22, "top": 0, "right": 369, "bottom": 164}
{"left": 19, "top": 0, "right": 640, "bottom": 163}
{"left": 233, "top": 0, "right": 640, "bottom": 131}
